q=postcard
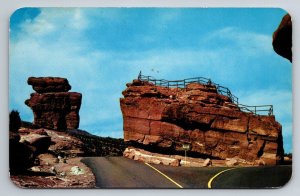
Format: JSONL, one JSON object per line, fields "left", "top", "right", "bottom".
{"left": 9, "top": 7, "right": 292, "bottom": 188}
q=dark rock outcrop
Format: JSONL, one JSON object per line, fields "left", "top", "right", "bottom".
{"left": 120, "top": 79, "right": 284, "bottom": 166}
{"left": 25, "top": 77, "right": 82, "bottom": 130}
{"left": 20, "top": 132, "right": 52, "bottom": 154}
{"left": 9, "top": 131, "right": 36, "bottom": 174}
{"left": 9, "top": 128, "right": 53, "bottom": 174}
{"left": 273, "top": 14, "right": 292, "bottom": 62}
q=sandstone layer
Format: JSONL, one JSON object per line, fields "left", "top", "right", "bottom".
{"left": 120, "top": 79, "right": 284, "bottom": 165}
{"left": 25, "top": 77, "right": 82, "bottom": 130}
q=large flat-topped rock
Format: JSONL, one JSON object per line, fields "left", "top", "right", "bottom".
{"left": 120, "top": 77, "right": 284, "bottom": 166}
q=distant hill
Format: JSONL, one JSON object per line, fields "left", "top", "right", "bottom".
{"left": 68, "top": 129, "right": 127, "bottom": 157}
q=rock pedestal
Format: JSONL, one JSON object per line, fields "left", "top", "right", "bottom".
{"left": 120, "top": 79, "right": 284, "bottom": 165}
{"left": 25, "top": 77, "right": 82, "bottom": 130}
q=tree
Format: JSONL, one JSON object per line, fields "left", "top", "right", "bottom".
{"left": 9, "top": 110, "right": 21, "bottom": 132}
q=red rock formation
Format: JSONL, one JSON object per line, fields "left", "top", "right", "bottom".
{"left": 25, "top": 77, "right": 82, "bottom": 130}
{"left": 120, "top": 79, "right": 284, "bottom": 165}
{"left": 273, "top": 14, "right": 292, "bottom": 62}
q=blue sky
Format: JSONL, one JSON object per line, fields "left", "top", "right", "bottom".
{"left": 9, "top": 8, "right": 292, "bottom": 153}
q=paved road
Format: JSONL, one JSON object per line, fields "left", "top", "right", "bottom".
{"left": 211, "top": 165, "right": 292, "bottom": 189}
{"left": 81, "top": 157, "right": 292, "bottom": 189}
{"left": 81, "top": 156, "right": 179, "bottom": 188}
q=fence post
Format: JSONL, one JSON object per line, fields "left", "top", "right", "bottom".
{"left": 269, "top": 105, "right": 273, "bottom": 116}
{"left": 207, "top": 79, "right": 212, "bottom": 85}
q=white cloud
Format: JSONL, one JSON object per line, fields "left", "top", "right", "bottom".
{"left": 18, "top": 8, "right": 89, "bottom": 37}
{"left": 71, "top": 9, "right": 88, "bottom": 30}
{"left": 157, "top": 9, "right": 182, "bottom": 24}
{"left": 205, "top": 27, "right": 273, "bottom": 56}
{"left": 21, "top": 17, "right": 55, "bottom": 36}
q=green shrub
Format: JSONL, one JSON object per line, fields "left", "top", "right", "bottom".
{"left": 9, "top": 110, "right": 21, "bottom": 132}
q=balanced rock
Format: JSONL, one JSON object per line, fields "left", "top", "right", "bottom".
{"left": 25, "top": 77, "right": 82, "bottom": 130}
{"left": 120, "top": 78, "right": 284, "bottom": 165}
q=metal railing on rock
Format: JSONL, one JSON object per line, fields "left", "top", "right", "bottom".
{"left": 138, "top": 72, "right": 239, "bottom": 104}
{"left": 238, "top": 104, "right": 273, "bottom": 116}
{"left": 137, "top": 72, "right": 273, "bottom": 116}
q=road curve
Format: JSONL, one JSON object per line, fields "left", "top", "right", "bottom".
{"left": 211, "top": 165, "right": 292, "bottom": 189}
{"left": 81, "top": 157, "right": 181, "bottom": 188}
{"left": 82, "top": 157, "right": 292, "bottom": 189}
